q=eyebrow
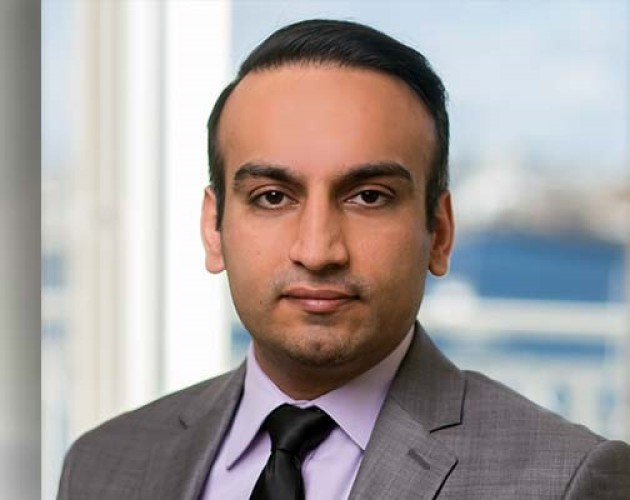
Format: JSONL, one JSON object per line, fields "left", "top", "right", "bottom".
{"left": 232, "top": 161, "right": 413, "bottom": 190}
{"left": 233, "top": 163, "right": 299, "bottom": 190}
{"left": 341, "top": 162, "right": 413, "bottom": 185}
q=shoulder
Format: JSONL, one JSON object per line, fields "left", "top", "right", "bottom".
{"left": 439, "top": 370, "right": 630, "bottom": 497}
{"left": 461, "top": 369, "right": 601, "bottom": 445}
{"left": 70, "top": 370, "right": 238, "bottom": 451}
{"left": 58, "top": 369, "right": 243, "bottom": 499}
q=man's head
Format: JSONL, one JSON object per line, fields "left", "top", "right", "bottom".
{"left": 207, "top": 19, "right": 449, "bottom": 232}
{"left": 201, "top": 19, "right": 454, "bottom": 398}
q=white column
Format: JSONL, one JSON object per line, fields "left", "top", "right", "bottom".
{"left": 68, "top": 0, "right": 126, "bottom": 436}
{"left": 162, "top": 0, "right": 232, "bottom": 392}
{"left": 120, "top": 0, "right": 164, "bottom": 411}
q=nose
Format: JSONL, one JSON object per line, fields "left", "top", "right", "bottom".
{"left": 288, "top": 197, "right": 349, "bottom": 272}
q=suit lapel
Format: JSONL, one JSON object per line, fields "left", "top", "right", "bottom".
{"left": 348, "top": 400, "right": 458, "bottom": 499}
{"left": 349, "top": 324, "right": 465, "bottom": 500}
{"left": 139, "top": 365, "right": 245, "bottom": 500}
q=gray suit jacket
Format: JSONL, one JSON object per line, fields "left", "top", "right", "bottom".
{"left": 58, "top": 326, "right": 630, "bottom": 499}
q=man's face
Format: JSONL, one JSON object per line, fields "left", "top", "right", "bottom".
{"left": 202, "top": 65, "right": 453, "bottom": 393}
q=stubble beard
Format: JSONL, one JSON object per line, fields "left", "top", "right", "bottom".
{"left": 254, "top": 319, "right": 361, "bottom": 370}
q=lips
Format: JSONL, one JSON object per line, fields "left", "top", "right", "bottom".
{"left": 280, "top": 286, "right": 359, "bottom": 314}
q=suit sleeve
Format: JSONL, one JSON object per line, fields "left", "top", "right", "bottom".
{"left": 56, "top": 447, "right": 74, "bottom": 500}
{"left": 56, "top": 439, "right": 87, "bottom": 500}
{"left": 563, "top": 439, "right": 630, "bottom": 499}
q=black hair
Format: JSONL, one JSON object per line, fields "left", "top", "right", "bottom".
{"left": 207, "top": 19, "right": 449, "bottom": 230}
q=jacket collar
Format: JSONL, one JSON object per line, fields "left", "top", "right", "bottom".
{"left": 348, "top": 324, "right": 465, "bottom": 499}
{"left": 139, "top": 365, "right": 245, "bottom": 500}
{"left": 389, "top": 323, "right": 464, "bottom": 432}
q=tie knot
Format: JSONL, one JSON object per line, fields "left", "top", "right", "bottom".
{"left": 264, "top": 404, "right": 335, "bottom": 460}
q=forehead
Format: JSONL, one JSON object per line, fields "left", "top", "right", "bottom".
{"left": 218, "top": 65, "right": 436, "bottom": 181}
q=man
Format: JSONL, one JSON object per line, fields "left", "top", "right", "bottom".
{"left": 58, "top": 19, "right": 630, "bottom": 499}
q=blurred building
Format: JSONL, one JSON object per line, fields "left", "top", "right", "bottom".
{"left": 428, "top": 157, "right": 627, "bottom": 438}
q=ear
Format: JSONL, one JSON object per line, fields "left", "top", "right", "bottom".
{"left": 200, "top": 186, "right": 226, "bottom": 274}
{"left": 428, "top": 191, "right": 455, "bottom": 277}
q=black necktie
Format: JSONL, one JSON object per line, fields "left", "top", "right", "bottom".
{"left": 249, "top": 404, "right": 336, "bottom": 500}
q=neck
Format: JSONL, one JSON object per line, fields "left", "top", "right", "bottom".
{"left": 251, "top": 339, "right": 405, "bottom": 401}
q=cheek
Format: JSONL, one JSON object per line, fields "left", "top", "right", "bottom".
{"left": 221, "top": 223, "right": 286, "bottom": 296}
{"left": 353, "top": 222, "right": 430, "bottom": 306}
{"left": 352, "top": 218, "right": 429, "bottom": 271}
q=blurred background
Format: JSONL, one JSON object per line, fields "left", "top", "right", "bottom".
{"left": 42, "top": 1, "right": 629, "bottom": 498}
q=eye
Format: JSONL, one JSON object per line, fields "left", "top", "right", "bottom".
{"left": 251, "top": 190, "right": 294, "bottom": 209}
{"left": 347, "top": 189, "right": 392, "bottom": 207}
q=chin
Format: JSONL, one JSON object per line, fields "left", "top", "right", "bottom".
{"left": 286, "top": 344, "right": 351, "bottom": 368}
{"left": 248, "top": 315, "right": 368, "bottom": 367}
{"left": 274, "top": 330, "right": 358, "bottom": 368}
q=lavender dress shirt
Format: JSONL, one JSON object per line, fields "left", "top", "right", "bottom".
{"left": 202, "top": 327, "right": 413, "bottom": 500}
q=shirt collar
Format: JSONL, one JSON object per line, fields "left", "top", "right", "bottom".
{"left": 224, "top": 325, "right": 414, "bottom": 469}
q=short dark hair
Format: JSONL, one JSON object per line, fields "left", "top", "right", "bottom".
{"left": 207, "top": 19, "right": 449, "bottom": 230}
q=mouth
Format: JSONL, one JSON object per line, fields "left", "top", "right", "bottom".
{"left": 280, "top": 286, "right": 359, "bottom": 314}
